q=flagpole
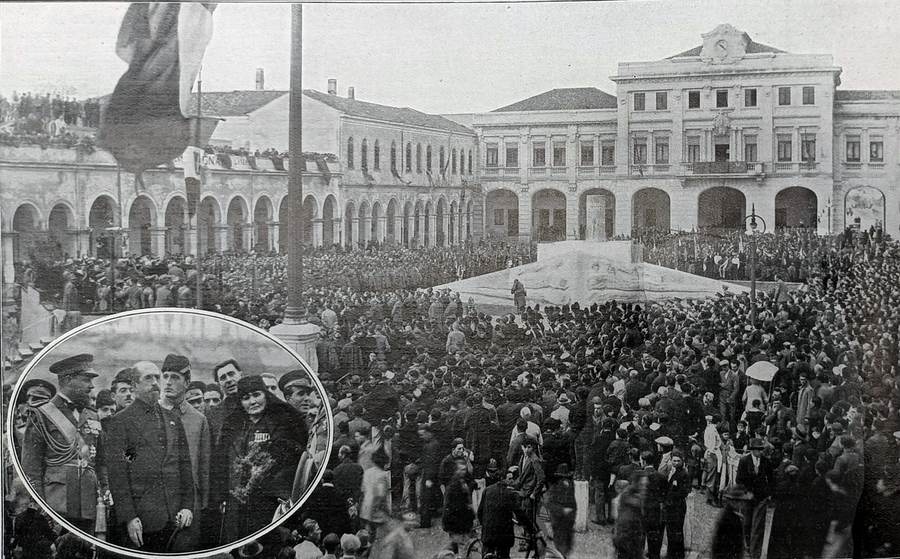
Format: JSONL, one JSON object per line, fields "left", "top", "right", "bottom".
{"left": 195, "top": 67, "right": 203, "bottom": 309}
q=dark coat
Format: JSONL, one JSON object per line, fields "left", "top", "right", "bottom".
{"left": 442, "top": 475, "right": 475, "bottom": 535}
{"left": 300, "top": 483, "right": 352, "bottom": 539}
{"left": 613, "top": 488, "right": 645, "bottom": 559}
{"left": 477, "top": 482, "right": 518, "bottom": 548}
{"left": 104, "top": 398, "right": 194, "bottom": 533}
{"left": 711, "top": 508, "right": 745, "bottom": 559}
{"left": 735, "top": 453, "right": 774, "bottom": 502}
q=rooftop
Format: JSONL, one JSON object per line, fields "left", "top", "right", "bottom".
{"left": 302, "top": 89, "right": 474, "bottom": 135}
{"left": 492, "top": 87, "right": 618, "bottom": 112}
{"left": 186, "top": 90, "right": 288, "bottom": 117}
{"left": 835, "top": 90, "right": 900, "bottom": 102}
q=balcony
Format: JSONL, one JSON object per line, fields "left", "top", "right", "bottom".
{"left": 773, "top": 161, "right": 819, "bottom": 174}
{"left": 630, "top": 163, "right": 673, "bottom": 176}
{"left": 680, "top": 161, "right": 765, "bottom": 176}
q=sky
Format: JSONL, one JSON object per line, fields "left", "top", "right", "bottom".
{"left": 2, "top": 1, "right": 900, "bottom": 114}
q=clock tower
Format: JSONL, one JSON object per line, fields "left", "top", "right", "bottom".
{"left": 699, "top": 24, "right": 750, "bottom": 65}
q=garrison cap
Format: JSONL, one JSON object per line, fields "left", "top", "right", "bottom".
{"left": 49, "top": 354, "right": 98, "bottom": 378}
{"left": 161, "top": 354, "right": 191, "bottom": 375}
{"left": 112, "top": 367, "right": 136, "bottom": 386}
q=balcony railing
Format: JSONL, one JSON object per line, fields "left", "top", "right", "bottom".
{"left": 577, "top": 165, "right": 597, "bottom": 176}
{"left": 681, "top": 161, "right": 765, "bottom": 175}
{"left": 599, "top": 165, "right": 616, "bottom": 174}
{"left": 550, "top": 166, "right": 567, "bottom": 175}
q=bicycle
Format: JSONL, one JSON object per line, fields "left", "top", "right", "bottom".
{"left": 464, "top": 492, "right": 552, "bottom": 559}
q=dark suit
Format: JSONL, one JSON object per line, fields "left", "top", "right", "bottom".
{"left": 736, "top": 453, "right": 774, "bottom": 558}
{"left": 104, "top": 398, "right": 193, "bottom": 552}
{"left": 478, "top": 482, "right": 519, "bottom": 559}
{"left": 21, "top": 396, "right": 101, "bottom": 533}
{"left": 662, "top": 467, "right": 691, "bottom": 559}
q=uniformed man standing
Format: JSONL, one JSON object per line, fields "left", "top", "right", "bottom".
{"left": 21, "top": 353, "right": 102, "bottom": 534}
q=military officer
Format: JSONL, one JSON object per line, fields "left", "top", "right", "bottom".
{"left": 21, "top": 353, "right": 102, "bottom": 534}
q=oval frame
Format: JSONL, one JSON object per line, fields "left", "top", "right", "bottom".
{"left": 6, "top": 308, "right": 334, "bottom": 558}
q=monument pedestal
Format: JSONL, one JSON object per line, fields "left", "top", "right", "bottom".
{"left": 271, "top": 320, "right": 320, "bottom": 374}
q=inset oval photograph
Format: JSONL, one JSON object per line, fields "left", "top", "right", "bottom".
{"left": 6, "top": 309, "right": 332, "bottom": 558}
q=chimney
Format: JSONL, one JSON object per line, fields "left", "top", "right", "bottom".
{"left": 255, "top": 68, "right": 265, "bottom": 90}
{"left": 327, "top": 79, "right": 337, "bottom": 95}
{"left": 347, "top": 87, "right": 355, "bottom": 100}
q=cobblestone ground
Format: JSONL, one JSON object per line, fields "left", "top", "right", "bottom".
{"left": 408, "top": 490, "right": 722, "bottom": 559}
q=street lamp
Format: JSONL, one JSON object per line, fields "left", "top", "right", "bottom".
{"left": 743, "top": 204, "right": 766, "bottom": 327}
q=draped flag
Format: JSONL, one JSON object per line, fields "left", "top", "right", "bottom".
{"left": 183, "top": 145, "right": 204, "bottom": 217}
{"left": 99, "top": 3, "right": 219, "bottom": 188}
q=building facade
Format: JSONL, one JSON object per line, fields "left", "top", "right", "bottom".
{"left": 473, "top": 24, "right": 900, "bottom": 241}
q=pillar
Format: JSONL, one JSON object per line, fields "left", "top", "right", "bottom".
{"left": 416, "top": 213, "right": 426, "bottom": 247}
{"left": 427, "top": 214, "right": 437, "bottom": 247}
{"left": 351, "top": 218, "right": 360, "bottom": 249}
{"left": 518, "top": 191, "right": 532, "bottom": 241}
{"left": 2, "top": 233, "right": 15, "bottom": 284}
{"left": 393, "top": 214, "right": 403, "bottom": 245}
{"left": 242, "top": 223, "right": 253, "bottom": 252}
{"left": 312, "top": 218, "right": 324, "bottom": 248}
{"left": 151, "top": 227, "right": 167, "bottom": 256}
{"left": 441, "top": 212, "right": 450, "bottom": 246}
{"left": 215, "top": 225, "right": 229, "bottom": 253}
{"left": 269, "top": 222, "right": 280, "bottom": 252}
{"left": 184, "top": 219, "right": 197, "bottom": 257}
{"left": 73, "top": 229, "right": 92, "bottom": 258}
{"left": 614, "top": 190, "right": 631, "bottom": 237}
{"left": 566, "top": 192, "right": 580, "bottom": 240}
{"left": 376, "top": 216, "right": 386, "bottom": 244}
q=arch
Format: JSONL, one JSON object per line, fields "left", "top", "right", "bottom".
{"left": 485, "top": 189, "right": 519, "bottom": 239}
{"left": 47, "top": 202, "right": 76, "bottom": 259}
{"left": 12, "top": 203, "right": 42, "bottom": 262}
{"left": 373, "top": 140, "right": 380, "bottom": 171}
{"left": 88, "top": 195, "right": 119, "bottom": 259}
{"left": 226, "top": 196, "right": 249, "bottom": 252}
{"left": 198, "top": 196, "right": 221, "bottom": 255}
{"left": 697, "top": 187, "right": 746, "bottom": 229}
{"left": 344, "top": 201, "right": 356, "bottom": 248}
{"left": 775, "top": 187, "right": 817, "bottom": 229}
{"left": 579, "top": 188, "right": 616, "bottom": 240}
{"left": 302, "top": 195, "right": 317, "bottom": 246}
{"left": 322, "top": 195, "right": 337, "bottom": 247}
{"left": 844, "top": 186, "right": 886, "bottom": 232}
{"left": 386, "top": 199, "right": 398, "bottom": 245}
{"left": 361, "top": 138, "right": 368, "bottom": 172}
{"left": 128, "top": 195, "right": 157, "bottom": 256}
{"left": 436, "top": 197, "right": 447, "bottom": 247}
{"left": 632, "top": 188, "right": 671, "bottom": 233}
{"left": 164, "top": 196, "right": 188, "bottom": 255}
{"left": 347, "top": 137, "right": 355, "bottom": 169}
{"left": 254, "top": 195, "right": 274, "bottom": 252}
{"left": 532, "top": 189, "right": 567, "bottom": 241}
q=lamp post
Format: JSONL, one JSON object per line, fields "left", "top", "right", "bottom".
{"left": 743, "top": 203, "right": 766, "bottom": 327}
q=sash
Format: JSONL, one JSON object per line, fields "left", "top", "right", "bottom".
{"left": 38, "top": 401, "right": 79, "bottom": 446}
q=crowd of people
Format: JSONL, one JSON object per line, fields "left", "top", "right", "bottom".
{"left": 638, "top": 226, "right": 887, "bottom": 283}
{"left": 5, "top": 226, "right": 899, "bottom": 559}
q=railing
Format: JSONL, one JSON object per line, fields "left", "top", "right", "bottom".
{"left": 599, "top": 165, "right": 616, "bottom": 174}
{"left": 774, "top": 161, "right": 794, "bottom": 172}
{"left": 530, "top": 167, "right": 547, "bottom": 175}
{"left": 577, "top": 165, "right": 596, "bottom": 176}
{"left": 550, "top": 166, "right": 567, "bottom": 176}
{"left": 502, "top": 167, "right": 520, "bottom": 178}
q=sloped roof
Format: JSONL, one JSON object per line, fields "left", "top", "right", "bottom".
{"left": 835, "top": 90, "right": 900, "bottom": 101}
{"left": 492, "top": 87, "right": 618, "bottom": 112}
{"left": 186, "top": 90, "right": 287, "bottom": 117}
{"left": 302, "top": 89, "right": 474, "bottom": 135}
{"left": 668, "top": 39, "right": 786, "bottom": 59}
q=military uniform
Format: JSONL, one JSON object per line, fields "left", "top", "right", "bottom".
{"left": 21, "top": 355, "right": 102, "bottom": 534}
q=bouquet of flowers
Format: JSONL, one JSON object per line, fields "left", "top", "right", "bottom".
{"left": 230, "top": 443, "right": 276, "bottom": 505}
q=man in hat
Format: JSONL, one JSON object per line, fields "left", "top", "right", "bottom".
{"left": 477, "top": 465, "right": 521, "bottom": 559}
{"left": 711, "top": 485, "right": 753, "bottom": 559}
{"left": 18, "top": 378, "right": 56, "bottom": 408}
{"left": 158, "top": 354, "right": 210, "bottom": 551}
{"left": 662, "top": 450, "right": 691, "bottom": 559}
{"left": 185, "top": 381, "right": 206, "bottom": 413}
{"left": 110, "top": 367, "right": 135, "bottom": 411}
{"left": 21, "top": 353, "right": 101, "bottom": 533}
{"left": 104, "top": 362, "right": 194, "bottom": 552}
{"left": 736, "top": 438, "right": 774, "bottom": 558}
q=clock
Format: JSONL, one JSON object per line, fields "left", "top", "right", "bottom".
{"left": 715, "top": 40, "right": 728, "bottom": 56}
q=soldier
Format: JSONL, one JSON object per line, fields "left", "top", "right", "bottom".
{"left": 21, "top": 353, "right": 102, "bottom": 534}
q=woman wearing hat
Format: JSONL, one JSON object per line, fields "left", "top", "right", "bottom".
{"left": 213, "top": 375, "right": 308, "bottom": 544}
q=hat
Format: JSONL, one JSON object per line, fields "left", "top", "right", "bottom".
{"left": 237, "top": 541, "right": 264, "bottom": 558}
{"left": 18, "top": 378, "right": 56, "bottom": 405}
{"left": 49, "top": 354, "right": 97, "bottom": 378}
{"left": 557, "top": 393, "right": 572, "bottom": 405}
{"left": 654, "top": 436, "right": 674, "bottom": 447}
{"left": 95, "top": 389, "right": 115, "bottom": 408}
{"left": 187, "top": 380, "right": 206, "bottom": 393}
{"left": 278, "top": 369, "right": 312, "bottom": 395}
{"left": 236, "top": 375, "right": 268, "bottom": 400}
{"left": 111, "top": 367, "right": 135, "bottom": 387}
{"left": 748, "top": 438, "right": 765, "bottom": 450}
{"left": 161, "top": 353, "right": 190, "bottom": 375}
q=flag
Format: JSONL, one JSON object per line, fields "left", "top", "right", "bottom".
{"left": 183, "top": 145, "right": 203, "bottom": 217}
{"left": 99, "top": 3, "right": 219, "bottom": 187}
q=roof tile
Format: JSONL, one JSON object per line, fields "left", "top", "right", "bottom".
{"left": 492, "top": 87, "right": 618, "bottom": 112}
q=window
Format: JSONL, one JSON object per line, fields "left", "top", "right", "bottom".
{"left": 634, "top": 92, "right": 645, "bottom": 111}
{"left": 485, "top": 144, "right": 497, "bottom": 168}
{"left": 688, "top": 90, "right": 700, "bottom": 109}
{"left": 346, "top": 137, "right": 354, "bottom": 168}
{"left": 552, "top": 141, "right": 566, "bottom": 167}
{"left": 468, "top": 150, "right": 473, "bottom": 174}
{"left": 870, "top": 140, "right": 884, "bottom": 162}
{"left": 451, "top": 148, "right": 457, "bottom": 174}
{"left": 686, "top": 137, "right": 700, "bottom": 163}
{"left": 389, "top": 141, "right": 397, "bottom": 172}
{"left": 532, "top": 142, "right": 546, "bottom": 167}
{"left": 778, "top": 87, "right": 791, "bottom": 106}
{"left": 654, "top": 138, "right": 669, "bottom": 164}
{"left": 744, "top": 135, "right": 758, "bottom": 162}
{"left": 846, "top": 136, "right": 860, "bottom": 162}
{"left": 744, "top": 88, "right": 757, "bottom": 107}
{"left": 439, "top": 147, "right": 446, "bottom": 173}
{"left": 426, "top": 145, "right": 433, "bottom": 171}
{"left": 777, "top": 134, "right": 792, "bottom": 161}
{"left": 360, "top": 139, "right": 368, "bottom": 171}
{"left": 494, "top": 209, "right": 505, "bottom": 225}
{"left": 601, "top": 142, "right": 615, "bottom": 165}
{"left": 802, "top": 86, "right": 815, "bottom": 105}
{"left": 632, "top": 138, "right": 647, "bottom": 165}
{"left": 416, "top": 144, "right": 422, "bottom": 173}
{"left": 505, "top": 144, "right": 518, "bottom": 167}
{"left": 580, "top": 141, "right": 594, "bottom": 166}
{"left": 405, "top": 143, "right": 412, "bottom": 172}
{"left": 801, "top": 133, "right": 816, "bottom": 162}
{"left": 373, "top": 140, "right": 380, "bottom": 170}
{"left": 656, "top": 92, "right": 668, "bottom": 110}
{"left": 716, "top": 89, "right": 728, "bottom": 108}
